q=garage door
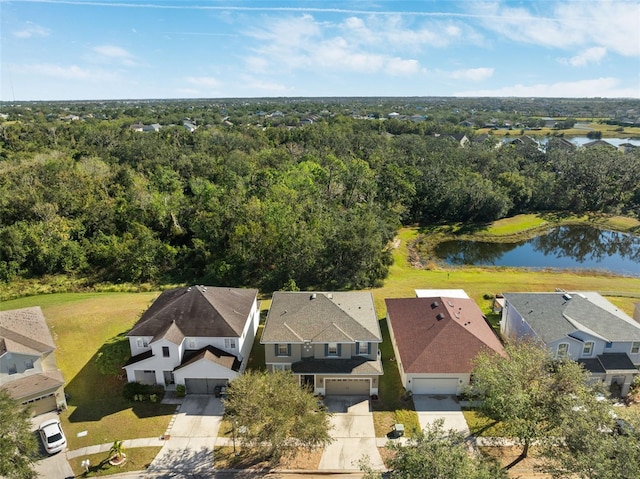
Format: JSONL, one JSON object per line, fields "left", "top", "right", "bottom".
{"left": 325, "top": 378, "right": 370, "bottom": 395}
{"left": 184, "top": 378, "right": 227, "bottom": 394}
{"left": 412, "top": 378, "right": 458, "bottom": 395}
{"left": 24, "top": 394, "right": 57, "bottom": 416}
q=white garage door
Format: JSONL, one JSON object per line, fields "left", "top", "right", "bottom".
{"left": 412, "top": 378, "right": 458, "bottom": 395}
{"left": 325, "top": 378, "right": 370, "bottom": 395}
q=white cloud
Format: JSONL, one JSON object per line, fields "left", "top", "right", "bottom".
{"left": 386, "top": 57, "right": 421, "bottom": 76}
{"left": 473, "top": 1, "right": 640, "bottom": 57}
{"left": 561, "top": 47, "right": 607, "bottom": 67}
{"left": 185, "top": 76, "right": 221, "bottom": 88}
{"left": 92, "top": 45, "right": 136, "bottom": 66}
{"left": 455, "top": 77, "right": 640, "bottom": 98}
{"left": 447, "top": 67, "right": 494, "bottom": 81}
{"left": 13, "top": 22, "right": 50, "bottom": 39}
{"left": 12, "top": 63, "right": 119, "bottom": 82}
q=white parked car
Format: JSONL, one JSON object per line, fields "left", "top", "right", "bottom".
{"left": 38, "top": 419, "right": 67, "bottom": 454}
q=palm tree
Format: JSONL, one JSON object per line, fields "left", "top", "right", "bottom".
{"left": 109, "top": 440, "right": 126, "bottom": 464}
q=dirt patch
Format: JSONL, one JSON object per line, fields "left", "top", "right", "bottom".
{"left": 480, "top": 446, "right": 551, "bottom": 479}
{"left": 214, "top": 446, "right": 322, "bottom": 470}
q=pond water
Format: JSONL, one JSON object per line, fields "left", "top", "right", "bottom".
{"left": 434, "top": 226, "right": 640, "bottom": 277}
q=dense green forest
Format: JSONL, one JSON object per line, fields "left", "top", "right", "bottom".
{"left": 1, "top": 99, "right": 639, "bottom": 290}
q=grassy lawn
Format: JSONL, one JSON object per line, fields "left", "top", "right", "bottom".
{"left": 67, "top": 446, "right": 162, "bottom": 477}
{"left": 463, "top": 409, "right": 509, "bottom": 437}
{"left": 0, "top": 292, "right": 176, "bottom": 450}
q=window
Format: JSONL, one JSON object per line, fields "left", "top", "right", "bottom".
{"left": 162, "top": 346, "right": 170, "bottom": 358}
{"left": 326, "top": 342, "right": 339, "bottom": 356}
{"left": 187, "top": 339, "right": 196, "bottom": 349}
{"left": 556, "top": 343, "right": 569, "bottom": 359}
{"left": 632, "top": 342, "right": 640, "bottom": 354}
{"left": 605, "top": 342, "right": 613, "bottom": 349}
{"left": 277, "top": 343, "right": 290, "bottom": 356}
{"left": 224, "top": 338, "right": 237, "bottom": 349}
{"left": 8, "top": 364, "right": 17, "bottom": 375}
{"left": 136, "top": 338, "right": 149, "bottom": 348}
{"left": 24, "top": 359, "right": 34, "bottom": 370}
{"left": 358, "top": 342, "right": 369, "bottom": 355}
{"left": 582, "top": 341, "right": 594, "bottom": 357}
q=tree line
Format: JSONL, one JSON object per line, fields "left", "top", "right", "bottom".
{"left": 1, "top": 115, "right": 639, "bottom": 288}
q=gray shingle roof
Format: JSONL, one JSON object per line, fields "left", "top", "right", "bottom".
{"left": 291, "top": 357, "right": 383, "bottom": 375}
{"left": 261, "top": 292, "right": 381, "bottom": 344}
{"left": 503, "top": 292, "right": 640, "bottom": 344}
{"left": 128, "top": 286, "right": 258, "bottom": 342}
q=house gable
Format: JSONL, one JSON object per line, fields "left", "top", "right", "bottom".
{"left": 261, "top": 291, "right": 381, "bottom": 344}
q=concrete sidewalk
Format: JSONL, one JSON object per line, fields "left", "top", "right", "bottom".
{"left": 67, "top": 437, "right": 167, "bottom": 459}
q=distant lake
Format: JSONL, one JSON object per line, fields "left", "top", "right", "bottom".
{"left": 501, "top": 136, "right": 640, "bottom": 147}
{"left": 434, "top": 226, "right": 640, "bottom": 277}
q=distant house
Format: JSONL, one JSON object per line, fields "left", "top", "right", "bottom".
{"left": 449, "top": 133, "right": 470, "bottom": 147}
{"left": 582, "top": 139, "right": 616, "bottom": 150}
{"left": 183, "top": 120, "right": 197, "bottom": 132}
{"left": 142, "top": 123, "right": 162, "bottom": 132}
{"left": 123, "top": 286, "right": 259, "bottom": 394}
{"left": 501, "top": 292, "right": 640, "bottom": 396}
{"left": 0, "top": 307, "right": 67, "bottom": 416}
{"left": 509, "top": 135, "right": 540, "bottom": 148}
{"left": 385, "top": 292, "right": 505, "bottom": 395}
{"left": 618, "top": 143, "right": 637, "bottom": 154}
{"left": 546, "top": 137, "right": 577, "bottom": 152}
{"left": 261, "top": 291, "right": 383, "bottom": 396}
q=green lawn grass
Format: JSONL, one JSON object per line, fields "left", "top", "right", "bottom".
{"left": 67, "top": 446, "right": 162, "bottom": 477}
{"left": 463, "top": 409, "right": 509, "bottom": 437}
{"left": 0, "top": 292, "right": 176, "bottom": 450}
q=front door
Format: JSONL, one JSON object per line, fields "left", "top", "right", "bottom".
{"left": 163, "top": 370, "right": 175, "bottom": 385}
{"left": 302, "top": 375, "right": 315, "bottom": 391}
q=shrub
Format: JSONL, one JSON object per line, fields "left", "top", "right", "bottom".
{"left": 122, "top": 382, "right": 164, "bottom": 402}
{"left": 176, "top": 384, "right": 186, "bottom": 397}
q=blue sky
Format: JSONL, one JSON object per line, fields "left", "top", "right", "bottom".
{"left": 1, "top": 0, "right": 639, "bottom": 101}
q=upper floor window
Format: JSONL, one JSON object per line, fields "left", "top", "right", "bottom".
{"left": 326, "top": 342, "right": 341, "bottom": 357}
{"left": 225, "top": 338, "right": 237, "bottom": 349}
{"left": 605, "top": 342, "right": 613, "bottom": 349}
{"left": 187, "top": 339, "right": 196, "bottom": 349}
{"left": 136, "top": 338, "right": 149, "bottom": 348}
{"left": 556, "top": 343, "right": 569, "bottom": 359}
{"left": 582, "top": 341, "right": 594, "bottom": 357}
{"left": 24, "top": 359, "right": 34, "bottom": 370}
{"left": 632, "top": 342, "right": 640, "bottom": 354}
{"left": 162, "top": 346, "right": 170, "bottom": 358}
{"left": 358, "top": 342, "right": 369, "bottom": 355}
{"left": 8, "top": 364, "right": 17, "bottom": 375}
{"left": 276, "top": 343, "right": 290, "bottom": 357}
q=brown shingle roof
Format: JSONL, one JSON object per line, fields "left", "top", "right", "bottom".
{"left": 175, "top": 345, "right": 240, "bottom": 372}
{"left": 128, "top": 286, "right": 257, "bottom": 342}
{"left": 261, "top": 292, "right": 381, "bottom": 344}
{"left": 385, "top": 297, "right": 505, "bottom": 374}
{"left": 0, "top": 307, "right": 56, "bottom": 356}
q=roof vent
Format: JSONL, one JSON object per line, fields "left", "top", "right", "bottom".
{"left": 431, "top": 301, "right": 439, "bottom": 309}
{"left": 311, "top": 293, "right": 317, "bottom": 300}
{"left": 327, "top": 293, "right": 333, "bottom": 299}
{"left": 436, "top": 313, "right": 445, "bottom": 321}
{"left": 562, "top": 293, "right": 572, "bottom": 301}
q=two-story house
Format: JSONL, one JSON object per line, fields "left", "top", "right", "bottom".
{"left": 123, "top": 286, "right": 259, "bottom": 394}
{"left": 0, "top": 307, "right": 67, "bottom": 416}
{"left": 501, "top": 291, "right": 640, "bottom": 396}
{"left": 261, "top": 291, "right": 383, "bottom": 396}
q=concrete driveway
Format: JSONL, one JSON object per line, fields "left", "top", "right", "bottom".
{"left": 30, "top": 412, "right": 74, "bottom": 479}
{"left": 318, "top": 396, "right": 385, "bottom": 471}
{"left": 413, "top": 395, "right": 470, "bottom": 435}
{"left": 148, "top": 395, "right": 224, "bottom": 475}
